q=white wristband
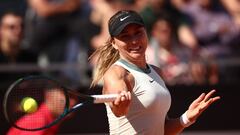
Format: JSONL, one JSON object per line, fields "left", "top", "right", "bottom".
{"left": 180, "top": 112, "right": 195, "bottom": 127}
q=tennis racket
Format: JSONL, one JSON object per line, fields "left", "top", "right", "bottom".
{"left": 3, "top": 75, "right": 117, "bottom": 131}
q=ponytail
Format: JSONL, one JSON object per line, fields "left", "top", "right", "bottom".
{"left": 89, "top": 38, "right": 120, "bottom": 87}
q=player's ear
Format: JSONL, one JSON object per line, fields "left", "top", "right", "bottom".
{"left": 111, "top": 38, "right": 118, "bottom": 50}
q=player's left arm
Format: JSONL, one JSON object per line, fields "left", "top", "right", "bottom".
{"left": 164, "top": 90, "right": 220, "bottom": 135}
{"left": 151, "top": 65, "right": 220, "bottom": 135}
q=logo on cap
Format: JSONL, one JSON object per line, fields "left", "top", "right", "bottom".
{"left": 120, "top": 15, "right": 130, "bottom": 21}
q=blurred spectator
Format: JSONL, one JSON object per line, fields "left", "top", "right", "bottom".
{"left": 89, "top": 0, "right": 131, "bottom": 50}
{"left": 220, "top": 0, "right": 240, "bottom": 55}
{"left": 146, "top": 16, "right": 219, "bottom": 85}
{"left": 0, "top": 11, "right": 38, "bottom": 85}
{"left": 221, "top": 0, "right": 240, "bottom": 27}
{"left": 171, "top": 0, "right": 237, "bottom": 57}
{"left": 213, "top": 0, "right": 240, "bottom": 83}
{"left": 89, "top": 0, "right": 134, "bottom": 67}
{"left": 25, "top": 0, "right": 82, "bottom": 57}
{"left": 7, "top": 87, "right": 79, "bottom": 135}
{"left": 130, "top": 0, "right": 199, "bottom": 59}
{"left": 0, "top": 11, "right": 38, "bottom": 135}
{"left": 24, "top": 0, "right": 92, "bottom": 87}
{"left": 170, "top": 0, "right": 240, "bottom": 84}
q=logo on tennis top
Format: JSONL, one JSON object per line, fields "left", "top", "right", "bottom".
{"left": 120, "top": 15, "right": 130, "bottom": 21}
{"left": 149, "top": 79, "right": 154, "bottom": 83}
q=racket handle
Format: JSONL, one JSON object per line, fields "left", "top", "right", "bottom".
{"left": 92, "top": 94, "right": 118, "bottom": 104}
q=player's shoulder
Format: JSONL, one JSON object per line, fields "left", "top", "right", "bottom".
{"left": 104, "top": 64, "right": 129, "bottom": 81}
{"left": 103, "top": 64, "right": 134, "bottom": 93}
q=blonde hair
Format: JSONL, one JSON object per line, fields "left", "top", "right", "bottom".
{"left": 89, "top": 38, "right": 120, "bottom": 87}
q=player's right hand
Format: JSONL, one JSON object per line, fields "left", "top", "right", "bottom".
{"left": 111, "top": 91, "right": 131, "bottom": 117}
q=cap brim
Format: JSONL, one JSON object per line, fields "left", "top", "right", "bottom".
{"left": 111, "top": 21, "right": 144, "bottom": 37}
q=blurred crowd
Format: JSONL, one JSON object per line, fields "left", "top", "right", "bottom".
{"left": 0, "top": 0, "right": 240, "bottom": 88}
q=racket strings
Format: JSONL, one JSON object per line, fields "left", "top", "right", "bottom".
{"left": 4, "top": 78, "right": 68, "bottom": 130}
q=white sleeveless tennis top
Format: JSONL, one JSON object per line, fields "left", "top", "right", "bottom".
{"left": 106, "top": 60, "right": 172, "bottom": 135}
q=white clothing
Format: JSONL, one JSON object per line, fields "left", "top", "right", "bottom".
{"left": 106, "top": 60, "right": 172, "bottom": 135}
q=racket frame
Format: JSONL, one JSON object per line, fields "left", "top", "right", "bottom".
{"left": 3, "top": 75, "right": 95, "bottom": 131}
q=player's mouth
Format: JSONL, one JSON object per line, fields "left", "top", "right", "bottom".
{"left": 129, "top": 46, "right": 141, "bottom": 52}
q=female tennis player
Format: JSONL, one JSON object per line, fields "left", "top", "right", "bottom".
{"left": 90, "top": 10, "right": 220, "bottom": 135}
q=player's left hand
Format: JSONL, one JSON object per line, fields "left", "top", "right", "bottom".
{"left": 186, "top": 89, "right": 220, "bottom": 122}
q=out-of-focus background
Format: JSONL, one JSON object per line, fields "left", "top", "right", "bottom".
{"left": 0, "top": 0, "right": 239, "bottom": 134}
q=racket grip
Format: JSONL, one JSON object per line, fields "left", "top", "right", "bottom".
{"left": 92, "top": 94, "right": 118, "bottom": 104}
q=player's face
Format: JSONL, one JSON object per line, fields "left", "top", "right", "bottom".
{"left": 112, "top": 24, "right": 148, "bottom": 63}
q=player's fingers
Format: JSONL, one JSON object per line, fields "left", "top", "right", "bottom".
{"left": 212, "top": 96, "right": 221, "bottom": 102}
{"left": 119, "top": 91, "right": 128, "bottom": 102}
{"left": 120, "top": 95, "right": 126, "bottom": 101}
{"left": 204, "top": 96, "right": 220, "bottom": 107}
{"left": 120, "top": 91, "right": 125, "bottom": 101}
{"left": 199, "top": 96, "right": 220, "bottom": 112}
{"left": 193, "top": 93, "right": 205, "bottom": 104}
{"left": 203, "top": 90, "right": 216, "bottom": 102}
{"left": 113, "top": 93, "right": 123, "bottom": 106}
{"left": 127, "top": 91, "right": 131, "bottom": 101}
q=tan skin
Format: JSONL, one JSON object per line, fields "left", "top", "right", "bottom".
{"left": 0, "top": 14, "right": 23, "bottom": 60}
{"left": 45, "top": 89, "right": 78, "bottom": 118}
{"left": 28, "top": 0, "right": 80, "bottom": 18}
{"left": 103, "top": 24, "right": 220, "bottom": 134}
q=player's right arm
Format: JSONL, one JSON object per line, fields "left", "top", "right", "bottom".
{"left": 102, "top": 65, "right": 133, "bottom": 117}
